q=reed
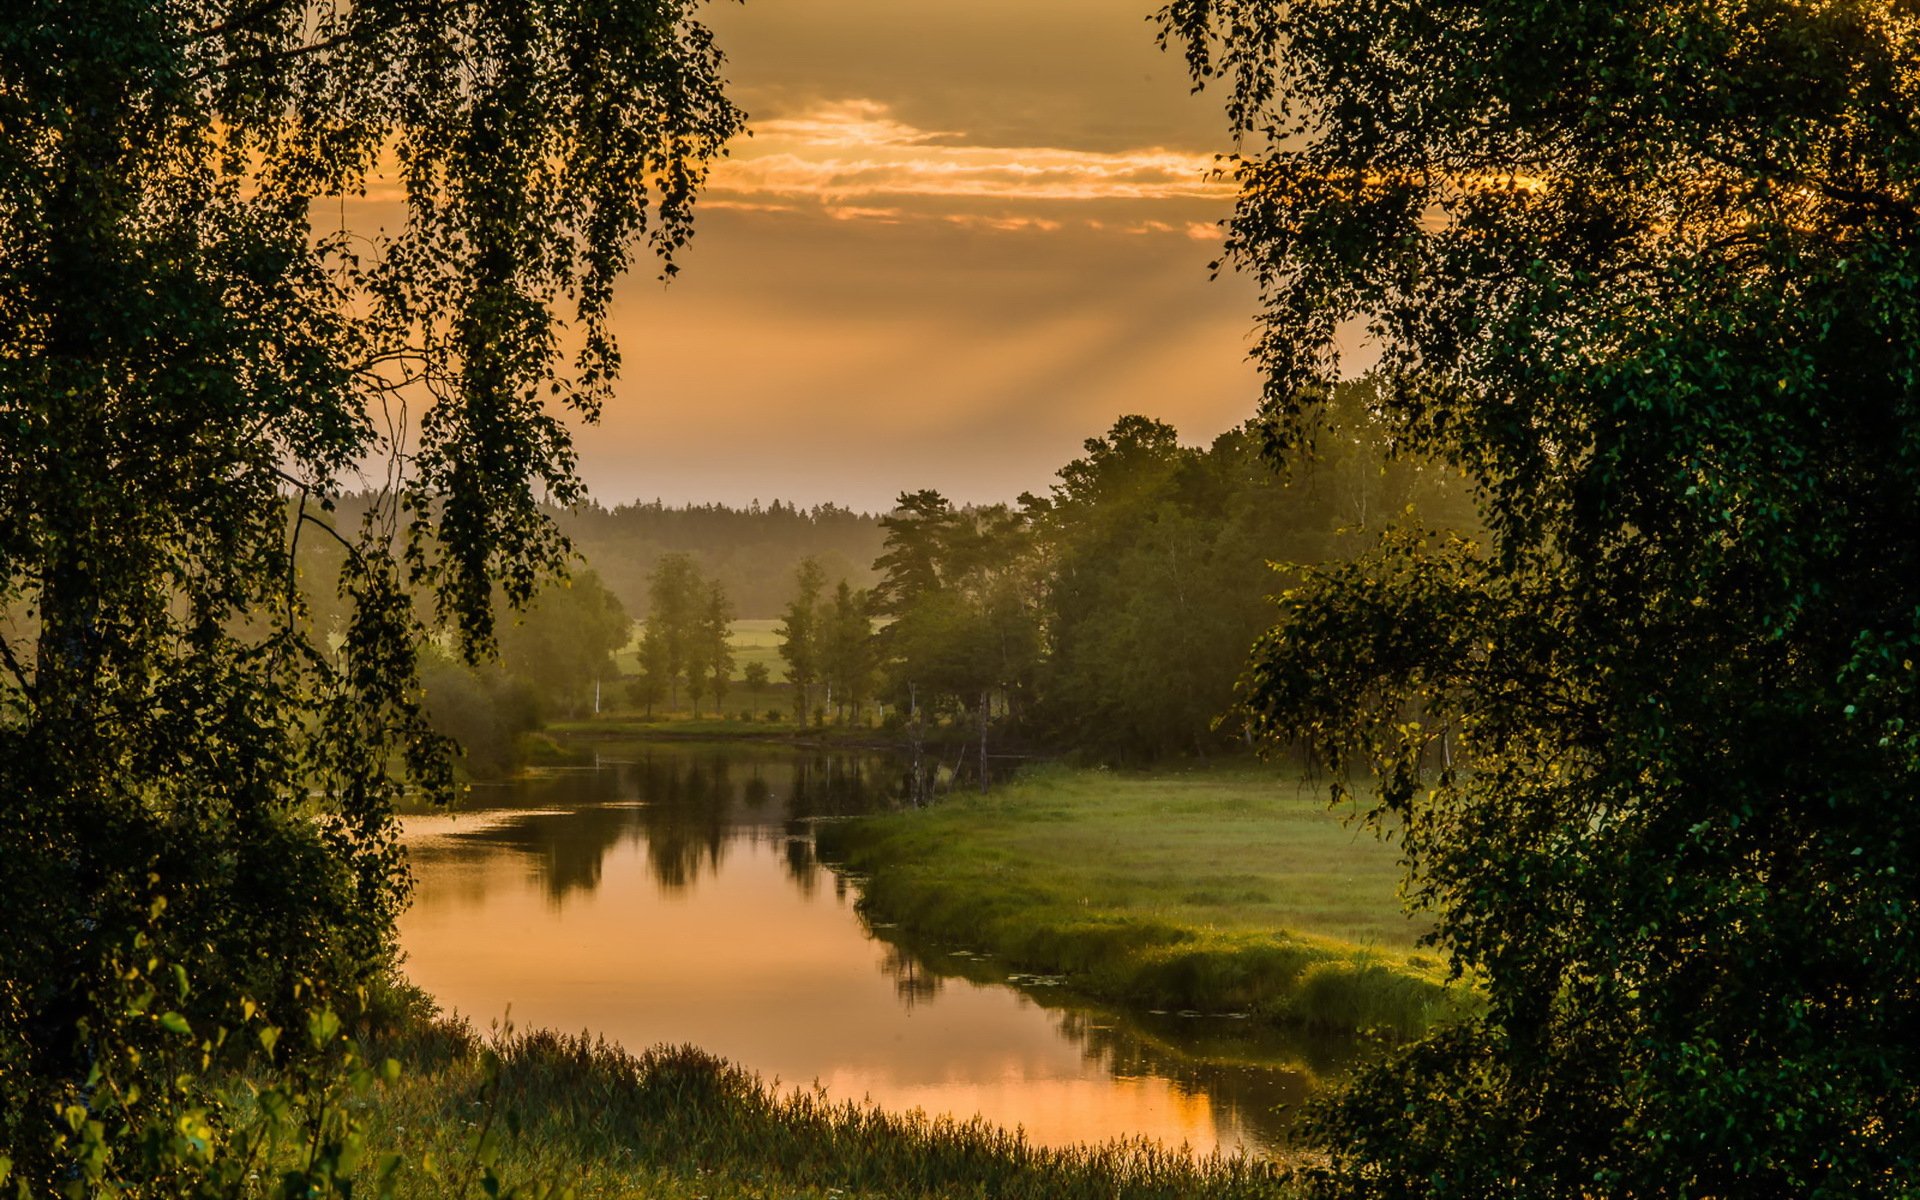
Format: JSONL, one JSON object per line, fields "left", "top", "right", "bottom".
{"left": 331, "top": 1007, "right": 1297, "bottom": 1199}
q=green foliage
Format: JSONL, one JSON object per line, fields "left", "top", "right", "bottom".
{"left": 629, "top": 629, "right": 672, "bottom": 717}
{"left": 1164, "top": 0, "right": 1920, "bottom": 1193}
{"left": 822, "top": 581, "right": 876, "bottom": 724}
{"left": 873, "top": 494, "right": 1043, "bottom": 730}
{"left": 419, "top": 650, "right": 541, "bottom": 780}
{"left": 496, "top": 569, "right": 632, "bottom": 719}
{"left": 0, "top": 0, "right": 738, "bottom": 1184}
{"left": 692, "top": 581, "right": 737, "bottom": 717}
{"left": 636, "top": 555, "right": 733, "bottom": 717}
{"left": 642, "top": 554, "right": 704, "bottom": 709}
{"left": 5, "top": 943, "right": 575, "bottom": 1198}
{"left": 1048, "top": 406, "right": 1475, "bottom": 762}
{"left": 866, "top": 410, "right": 1468, "bottom": 764}
{"left": 776, "top": 558, "right": 828, "bottom": 724}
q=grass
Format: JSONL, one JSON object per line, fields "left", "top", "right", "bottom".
{"left": 298, "top": 997, "right": 1295, "bottom": 1199}
{"left": 545, "top": 711, "right": 894, "bottom": 744}
{"left": 816, "top": 764, "right": 1471, "bottom": 1038}
{"left": 548, "top": 714, "right": 799, "bottom": 737}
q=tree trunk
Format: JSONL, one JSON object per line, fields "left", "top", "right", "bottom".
{"left": 978, "top": 688, "right": 990, "bottom": 794}
{"left": 909, "top": 682, "right": 925, "bottom": 806}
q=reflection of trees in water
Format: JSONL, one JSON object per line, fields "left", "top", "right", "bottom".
{"left": 786, "top": 752, "right": 902, "bottom": 819}
{"left": 878, "top": 943, "right": 943, "bottom": 1010}
{"left": 867, "top": 936, "right": 1361, "bottom": 1156}
{"left": 783, "top": 833, "right": 818, "bottom": 898}
{"left": 742, "top": 773, "right": 771, "bottom": 810}
{"left": 424, "top": 771, "right": 637, "bottom": 904}
{"left": 427, "top": 744, "right": 907, "bottom": 901}
{"left": 629, "top": 751, "right": 734, "bottom": 891}
{"left": 1046, "top": 1007, "right": 1319, "bottom": 1153}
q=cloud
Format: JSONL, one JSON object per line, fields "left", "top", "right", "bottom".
{"left": 709, "top": 99, "right": 1232, "bottom": 219}
{"left": 943, "top": 213, "right": 1064, "bottom": 233}
{"left": 751, "top": 99, "right": 965, "bottom": 149}
{"left": 824, "top": 204, "right": 906, "bottom": 223}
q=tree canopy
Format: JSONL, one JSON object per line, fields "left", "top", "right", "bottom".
{"left": 498, "top": 568, "right": 632, "bottom": 717}
{"left": 0, "top": 0, "right": 739, "bottom": 1183}
{"left": 1163, "top": 0, "right": 1920, "bottom": 1193}
{"left": 777, "top": 558, "right": 827, "bottom": 724}
{"left": 861, "top": 406, "right": 1468, "bottom": 764}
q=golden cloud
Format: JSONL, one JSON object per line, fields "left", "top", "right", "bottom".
{"left": 710, "top": 100, "right": 1232, "bottom": 215}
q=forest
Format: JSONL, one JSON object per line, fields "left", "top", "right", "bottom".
{"left": 387, "top": 388, "right": 1472, "bottom": 779}
{"left": 4, "top": 0, "right": 1917, "bottom": 1198}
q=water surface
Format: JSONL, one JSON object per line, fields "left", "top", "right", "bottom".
{"left": 398, "top": 741, "right": 1353, "bottom": 1157}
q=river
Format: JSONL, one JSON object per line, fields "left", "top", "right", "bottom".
{"left": 397, "top": 739, "right": 1359, "bottom": 1158}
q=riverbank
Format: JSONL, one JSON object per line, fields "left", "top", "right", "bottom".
{"left": 330, "top": 997, "right": 1293, "bottom": 1199}
{"left": 542, "top": 713, "right": 1043, "bottom": 764}
{"left": 816, "top": 765, "right": 1469, "bottom": 1038}
{"left": 545, "top": 714, "right": 904, "bottom": 751}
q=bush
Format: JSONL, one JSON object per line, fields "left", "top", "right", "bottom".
{"left": 419, "top": 651, "right": 541, "bottom": 779}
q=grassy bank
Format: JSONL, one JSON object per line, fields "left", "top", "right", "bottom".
{"left": 306, "top": 1003, "right": 1292, "bottom": 1199}
{"left": 816, "top": 765, "right": 1468, "bottom": 1038}
{"left": 546, "top": 715, "right": 805, "bottom": 739}
{"left": 544, "top": 713, "right": 907, "bottom": 750}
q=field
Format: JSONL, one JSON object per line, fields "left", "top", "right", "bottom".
{"left": 817, "top": 765, "right": 1470, "bottom": 1037}
{"left": 613, "top": 618, "right": 787, "bottom": 686}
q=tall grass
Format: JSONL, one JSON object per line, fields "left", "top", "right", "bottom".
{"left": 343, "top": 1010, "right": 1295, "bottom": 1199}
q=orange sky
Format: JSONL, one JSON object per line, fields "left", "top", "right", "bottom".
{"left": 572, "top": 0, "right": 1263, "bottom": 511}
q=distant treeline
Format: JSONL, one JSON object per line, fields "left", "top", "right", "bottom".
{"left": 287, "top": 495, "right": 881, "bottom": 633}
{"left": 557, "top": 500, "right": 883, "bottom": 620}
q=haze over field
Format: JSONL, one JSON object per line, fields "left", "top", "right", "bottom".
{"left": 580, "top": 0, "right": 1264, "bottom": 511}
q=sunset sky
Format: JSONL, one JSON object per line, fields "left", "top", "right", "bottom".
{"left": 578, "top": 0, "right": 1262, "bottom": 512}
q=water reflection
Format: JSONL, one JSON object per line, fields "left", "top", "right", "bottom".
{"left": 878, "top": 943, "right": 943, "bottom": 1009}
{"left": 868, "top": 936, "right": 1360, "bottom": 1152}
{"left": 399, "top": 741, "right": 1352, "bottom": 1157}
{"left": 412, "top": 745, "right": 902, "bottom": 900}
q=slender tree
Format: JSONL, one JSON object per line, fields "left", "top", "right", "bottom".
{"left": 626, "top": 642, "right": 668, "bottom": 718}
{"left": 824, "top": 581, "right": 875, "bottom": 725}
{"left": 644, "top": 552, "right": 705, "bottom": 709}
{"left": 684, "top": 646, "right": 709, "bottom": 718}
{"left": 704, "top": 579, "right": 736, "bottom": 714}
{"left": 777, "top": 557, "right": 826, "bottom": 724}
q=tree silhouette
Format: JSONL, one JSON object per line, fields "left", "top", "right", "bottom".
{"left": 1165, "top": 0, "right": 1920, "bottom": 1192}
{"left": 0, "top": 0, "right": 739, "bottom": 1180}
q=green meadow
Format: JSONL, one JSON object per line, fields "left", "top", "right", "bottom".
{"left": 817, "top": 765, "right": 1469, "bottom": 1038}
